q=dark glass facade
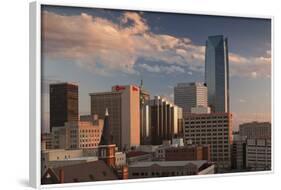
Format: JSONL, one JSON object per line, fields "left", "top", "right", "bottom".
{"left": 205, "top": 35, "right": 229, "bottom": 113}
{"left": 49, "top": 83, "right": 78, "bottom": 131}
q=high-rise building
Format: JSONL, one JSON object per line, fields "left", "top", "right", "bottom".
{"left": 149, "top": 96, "right": 183, "bottom": 145}
{"left": 205, "top": 35, "right": 229, "bottom": 113}
{"left": 49, "top": 83, "right": 78, "bottom": 132}
{"left": 239, "top": 122, "right": 271, "bottom": 139}
{"left": 174, "top": 82, "right": 208, "bottom": 113}
{"left": 183, "top": 112, "right": 233, "bottom": 170}
{"left": 90, "top": 85, "right": 140, "bottom": 150}
{"left": 139, "top": 80, "right": 151, "bottom": 145}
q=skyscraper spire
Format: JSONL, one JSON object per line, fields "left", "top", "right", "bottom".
{"left": 99, "top": 108, "right": 111, "bottom": 145}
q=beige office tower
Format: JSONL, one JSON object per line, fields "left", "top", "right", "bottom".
{"left": 183, "top": 111, "right": 233, "bottom": 170}
{"left": 174, "top": 82, "right": 208, "bottom": 113}
{"left": 90, "top": 85, "right": 140, "bottom": 150}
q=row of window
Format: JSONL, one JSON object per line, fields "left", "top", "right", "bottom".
{"left": 186, "top": 120, "right": 228, "bottom": 124}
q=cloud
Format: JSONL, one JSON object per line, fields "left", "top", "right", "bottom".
{"left": 42, "top": 11, "right": 271, "bottom": 78}
{"left": 229, "top": 51, "right": 271, "bottom": 78}
{"left": 42, "top": 11, "right": 206, "bottom": 75}
{"left": 232, "top": 112, "right": 271, "bottom": 130}
{"left": 138, "top": 63, "right": 185, "bottom": 74}
{"left": 238, "top": 99, "right": 246, "bottom": 103}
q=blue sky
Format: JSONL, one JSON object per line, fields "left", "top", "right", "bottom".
{"left": 41, "top": 5, "right": 271, "bottom": 132}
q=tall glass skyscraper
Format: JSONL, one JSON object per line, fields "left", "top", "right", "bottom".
{"left": 205, "top": 35, "right": 229, "bottom": 113}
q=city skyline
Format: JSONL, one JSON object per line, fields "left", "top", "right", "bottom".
{"left": 41, "top": 5, "right": 271, "bottom": 132}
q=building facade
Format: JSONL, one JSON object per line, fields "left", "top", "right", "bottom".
{"left": 165, "top": 145, "right": 210, "bottom": 161}
{"left": 128, "top": 160, "right": 215, "bottom": 179}
{"left": 205, "top": 35, "right": 229, "bottom": 113}
{"left": 239, "top": 122, "right": 271, "bottom": 139}
{"left": 183, "top": 112, "right": 233, "bottom": 169}
{"left": 90, "top": 85, "right": 140, "bottom": 150}
{"left": 41, "top": 133, "right": 52, "bottom": 150}
{"left": 139, "top": 83, "right": 151, "bottom": 145}
{"left": 174, "top": 82, "right": 208, "bottom": 113}
{"left": 231, "top": 134, "right": 247, "bottom": 170}
{"left": 49, "top": 83, "right": 78, "bottom": 132}
{"left": 149, "top": 96, "right": 183, "bottom": 145}
{"left": 246, "top": 138, "right": 271, "bottom": 171}
{"left": 51, "top": 119, "right": 103, "bottom": 150}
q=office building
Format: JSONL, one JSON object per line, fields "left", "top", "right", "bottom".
{"left": 191, "top": 106, "right": 211, "bottom": 114}
{"left": 239, "top": 122, "right": 271, "bottom": 139}
{"left": 51, "top": 118, "right": 104, "bottom": 149}
{"left": 49, "top": 83, "right": 78, "bottom": 132}
{"left": 205, "top": 35, "right": 229, "bottom": 113}
{"left": 139, "top": 80, "right": 151, "bottom": 145}
{"left": 174, "top": 82, "right": 208, "bottom": 113}
{"left": 231, "top": 134, "right": 247, "bottom": 170}
{"left": 148, "top": 96, "right": 183, "bottom": 145}
{"left": 90, "top": 85, "right": 140, "bottom": 150}
{"left": 183, "top": 112, "right": 233, "bottom": 169}
{"left": 246, "top": 138, "right": 271, "bottom": 171}
{"left": 128, "top": 160, "right": 215, "bottom": 179}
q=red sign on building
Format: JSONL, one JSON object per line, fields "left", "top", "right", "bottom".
{"left": 115, "top": 85, "right": 126, "bottom": 91}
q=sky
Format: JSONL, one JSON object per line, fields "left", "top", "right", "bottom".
{"left": 41, "top": 5, "right": 271, "bottom": 133}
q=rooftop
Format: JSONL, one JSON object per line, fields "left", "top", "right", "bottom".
{"left": 126, "top": 151, "right": 151, "bottom": 158}
{"left": 129, "top": 160, "right": 208, "bottom": 168}
{"left": 42, "top": 160, "right": 118, "bottom": 184}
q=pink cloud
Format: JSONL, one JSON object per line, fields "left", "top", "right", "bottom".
{"left": 42, "top": 11, "right": 271, "bottom": 78}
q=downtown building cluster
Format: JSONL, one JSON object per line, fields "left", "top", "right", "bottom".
{"left": 41, "top": 35, "right": 271, "bottom": 184}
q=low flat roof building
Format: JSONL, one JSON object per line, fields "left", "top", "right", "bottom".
{"left": 165, "top": 145, "right": 210, "bottom": 161}
{"left": 128, "top": 160, "right": 214, "bottom": 179}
